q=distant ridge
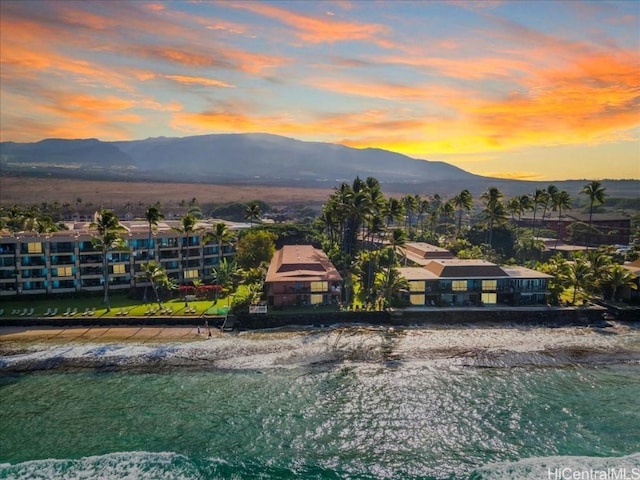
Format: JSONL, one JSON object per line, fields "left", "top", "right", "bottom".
{"left": 1, "top": 134, "right": 638, "bottom": 197}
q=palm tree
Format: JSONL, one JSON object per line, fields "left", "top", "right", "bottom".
{"left": 90, "top": 209, "right": 126, "bottom": 312}
{"left": 383, "top": 197, "right": 405, "bottom": 229}
{"left": 440, "top": 200, "right": 456, "bottom": 235}
{"left": 143, "top": 204, "right": 164, "bottom": 302}
{"left": 377, "top": 266, "right": 409, "bottom": 309}
{"left": 452, "top": 189, "right": 473, "bottom": 236}
{"left": 245, "top": 201, "right": 262, "bottom": 225}
{"left": 542, "top": 185, "right": 559, "bottom": 223}
{"left": 567, "top": 254, "right": 593, "bottom": 305}
{"left": 531, "top": 188, "right": 549, "bottom": 241}
{"left": 138, "top": 261, "right": 173, "bottom": 309}
{"left": 212, "top": 258, "right": 242, "bottom": 301}
{"left": 401, "top": 194, "right": 418, "bottom": 234}
{"left": 552, "top": 190, "right": 572, "bottom": 247}
{"left": 602, "top": 264, "right": 637, "bottom": 301}
{"left": 580, "top": 181, "right": 606, "bottom": 248}
{"left": 387, "top": 227, "right": 406, "bottom": 273}
{"left": 173, "top": 213, "right": 201, "bottom": 306}
{"left": 480, "top": 187, "right": 505, "bottom": 247}
{"left": 207, "top": 222, "right": 235, "bottom": 272}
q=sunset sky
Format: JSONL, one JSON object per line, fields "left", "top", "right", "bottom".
{"left": 1, "top": 0, "right": 638, "bottom": 181}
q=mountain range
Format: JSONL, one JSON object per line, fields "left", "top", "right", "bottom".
{"left": 1, "top": 133, "right": 638, "bottom": 198}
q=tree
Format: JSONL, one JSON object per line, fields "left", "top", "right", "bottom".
{"left": 384, "top": 197, "right": 405, "bottom": 229}
{"left": 206, "top": 222, "right": 235, "bottom": 269}
{"left": 143, "top": 204, "right": 164, "bottom": 302}
{"left": 481, "top": 187, "right": 506, "bottom": 247}
{"left": 138, "top": 261, "right": 174, "bottom": 308}
{"left": 173, "top": 213, "right": 201, "bottom": 306}
{"left": 212, "top": 258, "right": 242, "bottom": 300}
{"left": 580, "top": 181, "right": 606, "bottom": 248}
{"left": 452, "top": 189, "right": 473, "bottom": 236}
{"left": 377, "top": 266, "right": 409, "bottom": 309}
{"left": 531, "top": 188, "right": 549, "bottom": 242}
{"left": 245, "top": 201, "right": 262, "bottom": 225}
{"left": 602, "top": 264, "right": 637, "bottom": 301}
{"left": 567, "top": 253, "right": 593, "bottom": 304}
{"left": 552, "top": 190, "right": 572, "bottom": 247}
{"left": 235, "top": 230, "right": 277, "bottom": 270}
{"left": 538, "top": 254, "right": 570, "bottom": 305}
{"left": 90, "top": 209, "right": 126, "bottom": 312}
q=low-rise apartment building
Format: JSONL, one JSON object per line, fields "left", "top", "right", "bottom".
{"left": 265, "top": 245, "right": 342, "bottom": 307}
{"left": 0, "top": 219, "right": 240, "bottom": 297}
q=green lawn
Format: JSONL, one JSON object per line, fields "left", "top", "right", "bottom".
{"left": 0, "top": 292, "right": 233, "bottom": 318}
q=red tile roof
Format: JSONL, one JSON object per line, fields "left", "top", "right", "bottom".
{"left": 265, "top": 245, "right": 342, "bottom": 283}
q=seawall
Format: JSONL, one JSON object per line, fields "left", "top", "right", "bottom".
{"left": 0, "top": 306, "right": 614, "bottom": 329}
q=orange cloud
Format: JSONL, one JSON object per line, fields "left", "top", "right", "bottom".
{"left": 164, "top": 75, "right": 235, "bottom": 88}
{"left": 232, "top": 2, "right": 391, "bottom": 46}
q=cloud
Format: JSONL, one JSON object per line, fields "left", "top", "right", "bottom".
{"left": 231, "top": 2, "right": 392, "bottom": 46}
{"left": 164, "top": 75, "right": 235, "bottom": 88}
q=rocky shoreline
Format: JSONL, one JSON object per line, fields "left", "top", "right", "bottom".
{"left": 1, "top": 322, "right": 639, "bottom": 374}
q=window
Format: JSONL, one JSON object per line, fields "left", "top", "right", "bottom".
{"left": 112, "top": 264, "right": 126, "bottom": 275}
{"left": 27, "top": 242, "right": 42, "bottom": 254}
{"left": 409, "top": 281, "right": 424, "bottom": 292}
{"left": 482, "top": 280, "right": 497, "bottom": 291}
{"left": 184, "top": 269, "right": 199, "bottom": 279}
{"left": 410, "top": 294, "right": 425, "bottom": 305}
{"left": 452, "top": 280, "right": 467, "bottom": 291}
{"left": 56, "top": 266, "right": 73, "bottom": 277}
{"left": 481, "top": 293, "right": 497, "bottom": 304}
{"left": 311, "top": 281, "right": 327, "bottom": 293}
{"left": 310, "top": 294, "right": 323, "bottom": 305}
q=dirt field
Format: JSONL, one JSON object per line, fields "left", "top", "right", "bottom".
{"left": 0, "top": 175, "right": 334, "bottom": 207}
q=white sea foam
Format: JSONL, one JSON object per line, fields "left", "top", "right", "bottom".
{"left": 2, "top": 324, "right": 639, "bottom": 372}
{"left": 476, "top": 452, "right": 640, "bottom": 480}
{"left": 0, "top": 451, "right": 199, "bottom": 480}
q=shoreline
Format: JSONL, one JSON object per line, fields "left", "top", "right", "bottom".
{"left": 1, "top": 322, "right": 639, "bottom": 374}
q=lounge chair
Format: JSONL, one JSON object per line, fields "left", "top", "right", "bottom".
{"left": 50, "top": 308, "right": 58, "bottom": 317}
{"left": 88, "top": 308, "right": 95, "bottom": 316}
{"left": 0, "top": 309, "right": 4, "bottom": 316}
{"left": 27, "top": 308, "right": 34, "bottom": 316}
{"left": 82, "top": 308, "right": 90, "bottom": 316}
{"left": 19, "top": 308, "right": 28, "bottom": 316}
{"left": 44, "top": 308, "right": 52, "bottom": 316}
{"left": 62, "top": 307, "right": 71, "bottom": 316}
{"left": 70, "top": 307, "right": 78, "bottom": 316}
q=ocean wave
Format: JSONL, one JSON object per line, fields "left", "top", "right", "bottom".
{"left": 473, "top": 453, "right": 640, "bottom": 480}
{"left": 0, "top": 451, "right": 200, "bottom": 480}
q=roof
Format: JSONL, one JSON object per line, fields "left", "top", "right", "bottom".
{"left": 397, "top": 267, "right": 439, "bottom": 281}
{"left": 500, "top": 266, "right": 553, "bottom": 279}
{"left": 623, "top": 259, "right": 640, "bottom": 277}
{"left": 401, "top": 242, "right": 455, "bottom": 265}
{"left": 520, "top": 213, "right": 630, "bottom": 223}
{"left": 265, "top": 245, "right": 342, "bottom": 283}
{"left": 398, "top": 259, "right": 552, "bottom": 281}
{"left": 424, "top": 259, "right": 507, "bottom": 278}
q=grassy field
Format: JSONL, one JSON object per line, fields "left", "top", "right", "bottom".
{"left": 0, "top": 292, "right": 231, "bottom": 319}
{"left": 0, "top": 175, "right": 334, "bottom": 208}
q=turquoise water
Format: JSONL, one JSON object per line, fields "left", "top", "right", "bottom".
{"left": 1, "top": 363, "right": 639, "bottom": 479}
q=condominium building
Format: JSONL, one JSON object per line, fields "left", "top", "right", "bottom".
{"left": 0, "top": 219, "right": 242, "bottom": 297}
{"left": 265, "top": 245, "right": 343, "bottom": 307}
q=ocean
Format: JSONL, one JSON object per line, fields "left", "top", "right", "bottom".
{"left": 1, "top": 356, "right": 639, "bottom": 479}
